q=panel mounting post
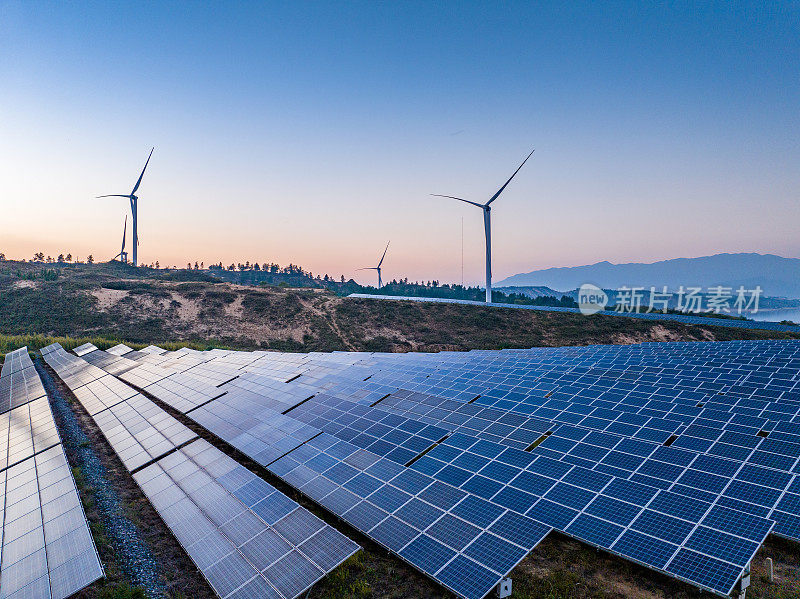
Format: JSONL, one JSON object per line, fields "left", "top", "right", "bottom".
{"left": 732, "top": 562, "right": 750, "bottom": 599}
{"left": 495, "top": 578, "right": 512, "bottom": 598}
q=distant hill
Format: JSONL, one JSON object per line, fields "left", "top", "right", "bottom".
{"left": 497, "top": 253, "right": 800, "bottom": 298}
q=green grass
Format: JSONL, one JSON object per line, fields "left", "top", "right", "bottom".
{"left": 0, "top": 332, "right": 228, "bottom": 359}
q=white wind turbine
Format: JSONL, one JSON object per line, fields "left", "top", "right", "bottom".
{"left": 112, "top": 216, "right": 128, "bottom": 263}
{"left": 97, "top": 147, "right": 154, "bottom": 267}
{"left": 432, "top": 149, "right": 534, "bottom": 303}
{"left": 358, "top": 241, "right": 390, "bottom": 289}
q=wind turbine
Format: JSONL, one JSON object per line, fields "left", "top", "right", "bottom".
{"left": 112, "top": 216, "right": 128, "bottom": 263}
{"left": 432, "top": 148, "right": 534, "bottom": 303}
{"left": 358, "top": 241, "right": 390, "bottom": 289}
{"left": 97, "top": 147, "right": 154, "bottom": 266}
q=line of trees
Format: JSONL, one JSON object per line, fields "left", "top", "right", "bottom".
{"left": 207, "top": 261, "right": 311, "bottom": 274}
{"left": 17, "top": 253, "right": 94, "bottom": 264}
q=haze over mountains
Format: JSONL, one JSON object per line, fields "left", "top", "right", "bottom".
{"left": 497, "top": 253, "right": 800, "bottom": 299}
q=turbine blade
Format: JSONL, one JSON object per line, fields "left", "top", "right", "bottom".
{"left": 431, "top": 194, "right": 485, "bottom": 208}
{"left": 356, "top": 267, "right": 378, "bottom": 271}
{"left": 130, "top": 147, "right": 154, "bottom": 195}
{"left": 121, "top": 216, "right": 127, "bottom": 252}
{"left": 486, "top": 148, "right": 535, "bottom": 206}
{"left": 96, "top": 194, "right": 131, "bottom": 198}
{"left": 377, "top": 241, "right": 390, "bottom": 268}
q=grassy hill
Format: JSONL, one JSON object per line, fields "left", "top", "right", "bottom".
{"left": 1, "top": 259, "right": 799, "bottom": 356}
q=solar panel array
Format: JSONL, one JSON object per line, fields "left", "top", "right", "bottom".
{"left": 113, "top": 356, "right": 555, "bottom": 598}
{"left": 0, "top": 347, "right": 103, "bottom": 598}
{"left": 348, "top": 293, "right": 800, "bottom": 333}
{"left": 135, "top": 439, "right": 360, "bottom": 599}
{"left": 42, "top": 344, "right": 360, "bottom": 599}
{"left": 79, "top": 339, "right": 800, "bottom": 598}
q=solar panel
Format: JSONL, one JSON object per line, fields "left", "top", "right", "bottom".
{"left": 134, "top": 439, "right": 360, "bottom": 599}
{"left": 73, "top": 343, "right": 99, "bottom": 357}
{"left": 80, "top": 349, "right": 140, "bottom": 376}
{"left": 349, "top": 294, "right": 800, "bottom": 333}
{"left": 86, "top": 394, "right": 198, "bottom": 471}
{"left": 1, "top": 348, "right": 47, "bottom": 413}
{"left": 44, "top": 345, "right": 360, "bottom": 598}
{"left": 58, "top": 339, "right": 800, "bottom": 597}
{"left": 140, "top": 345, "right": 168, "bottom": 355}
{"left": 0, "top": 348, "right": 103, "bottom": 597}
{"left": 268, "top": 433, "right": 551, "bottom": 599}
{"left": 106, "top": 344, "right": 135, "bottom": 357}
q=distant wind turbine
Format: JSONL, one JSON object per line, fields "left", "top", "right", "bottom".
{"left": 358, "top": 241, "right": 390, "bottom": 289}
{"left": 97, "top": 147, "right": 154, "bottom": 267}
{"left": 112, "top": 216, "right": 128, "bottom": 263}
{"left": 432, "top": 148, "right": 534, "bottom": 303}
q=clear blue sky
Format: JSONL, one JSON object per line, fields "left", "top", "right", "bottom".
{"left": 1, "top": 1, "right": 798, "bottom": 284}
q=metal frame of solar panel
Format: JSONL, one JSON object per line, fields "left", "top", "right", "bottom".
{"left": 1, "top": 346, "right": 103, "bottom": 598}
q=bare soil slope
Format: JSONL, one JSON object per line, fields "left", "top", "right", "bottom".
{"left": 1, "top": 261, "right": 798, "bottom": 351}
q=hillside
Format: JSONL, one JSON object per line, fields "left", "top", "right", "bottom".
{"left": 2, "top": 260, "right": 800, "bottom": 353}
{"left": 497, "top": 252, "right": 800, "bottom": 298}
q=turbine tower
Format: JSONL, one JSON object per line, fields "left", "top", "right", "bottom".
{"left": 358, "top": 241, "right": 390, "bottom": 289}
{"left": 97, "top": 147, "right": 154, "bottom": 267}
{"left": 432, "top": 148, "right": 534, "bottom": 303}
{"left": 113, "top": 216, "right": 128, "bottom": 264}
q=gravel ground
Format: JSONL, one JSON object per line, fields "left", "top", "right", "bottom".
{"left": 36, "top": 357, "right": 168, "bottom": 598}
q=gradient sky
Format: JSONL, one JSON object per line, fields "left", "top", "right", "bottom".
{"left": 1, "top": 2, "right": 798, "bottom": 286}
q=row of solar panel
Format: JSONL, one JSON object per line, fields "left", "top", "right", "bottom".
{"left": 347, "top": 294, "right": 800, "bottom": 333}
{"left": 1, "top": 351, "right": 46, "bottom": 414}
{"left": 82, "top": 347, "right": 554, "bottom": 599}
{"left": 0, "top": 347, "right": 103, "bottom": 599}
{"left": 43, "top": 344, "right": 361, "bottom": 599}
{"left": 135, "top": 439, "right": 360, "bottom": 599}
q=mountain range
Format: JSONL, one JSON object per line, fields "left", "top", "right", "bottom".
{"left": 497, "top": 253, "right": 800, "bottom": 299}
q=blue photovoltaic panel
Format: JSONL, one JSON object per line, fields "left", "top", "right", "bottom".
{"left": 44, "top": 346, "right": 360, "bottom": 599}
{"left": 68, "top": 338, "right": 800, "bottom": 597}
